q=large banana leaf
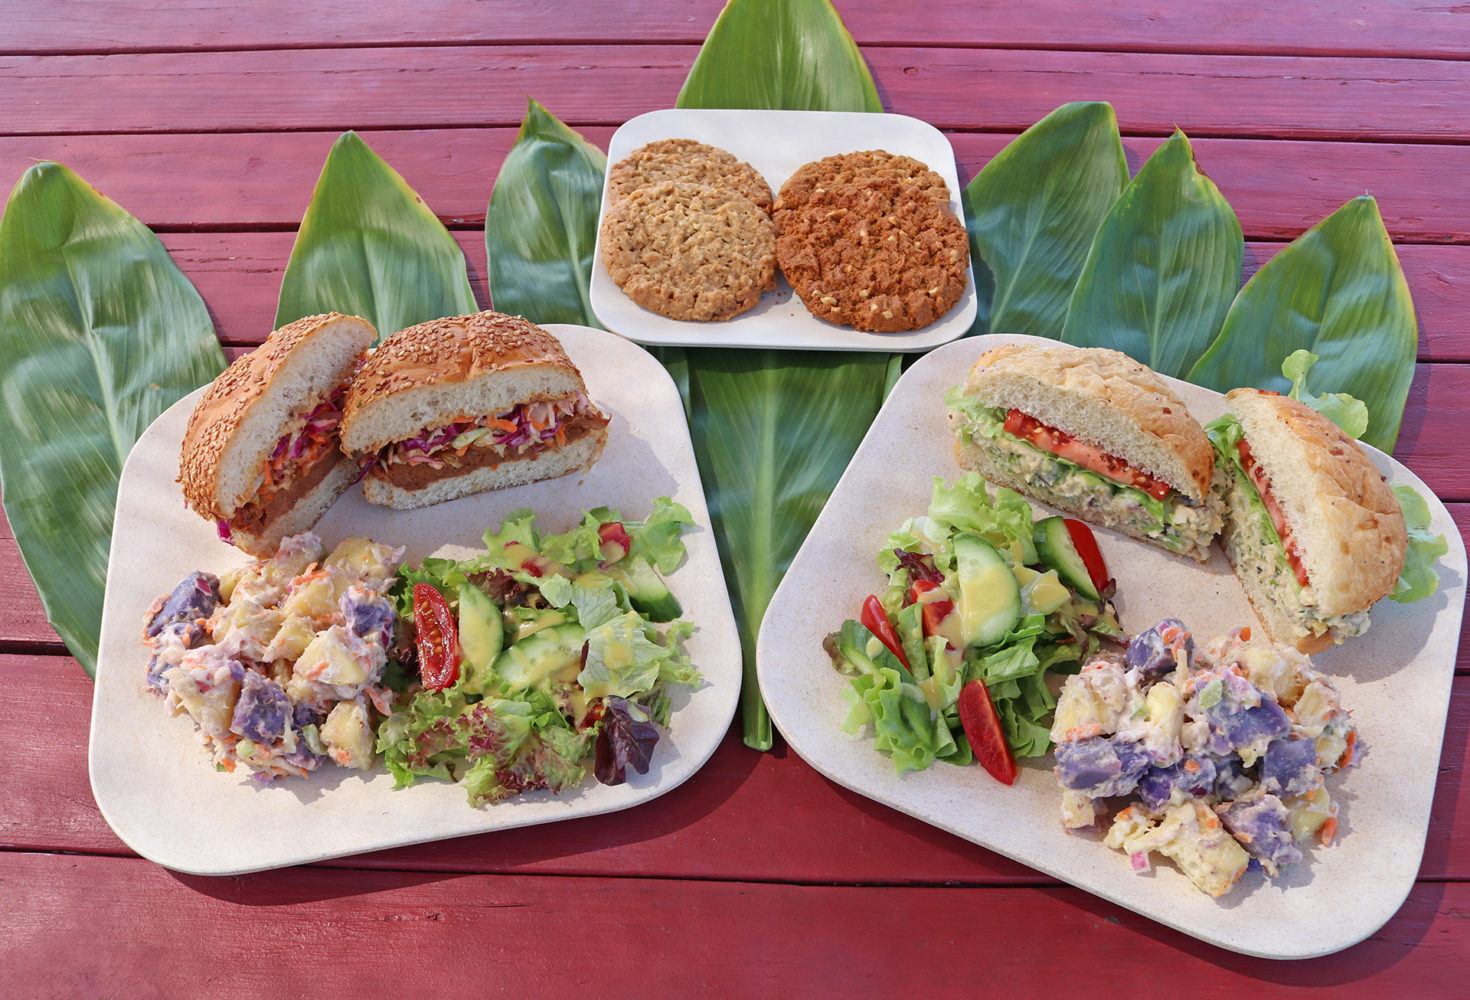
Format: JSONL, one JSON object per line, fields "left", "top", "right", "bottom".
{"left": 1062, "top": 130, "right": 1242, "bottom": 377}
{"left": 0, "top": 164, "right": 225, "bottom": 674}
{"left": 486, "top": 100, "right": 607, "bottom": 326}
{"left": 964, "top": 102, "right": 1128, "bottom": 336}
{"left": 1188, "top": 196, "right": 1416, "bottom": 451}
{"left": 676, "top": 0, "right": 893, "bottom": 750}
{"left": 677, "top": 0, "right": 881, "bottom": 111}
{"left": 276, "top": 131, "right": 476, "bottom": 338}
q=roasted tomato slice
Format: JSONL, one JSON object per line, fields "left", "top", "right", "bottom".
{"left": 412, "top": 583, "right": 461, "bottom": 691}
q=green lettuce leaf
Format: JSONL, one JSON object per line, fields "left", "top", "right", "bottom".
{"left": 578, "top": 611, "right": 668, "bottom": 699}
{"left": 1391, "top": 485, "right": 1449, "bottom": 604}
{"left": 1282, "top": 349, "right": 1370, "bottom": 440}
{"left": 627, "top": 497, "right": 695, "bottom": 574}
{"left": 570, "top": 583, "right": 621, "bottom": 630}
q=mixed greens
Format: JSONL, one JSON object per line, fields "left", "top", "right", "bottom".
{"left": 377, "top": 498, "right": 702, "bottom": 804}
{"left": 825, "top": 474, "right": 1122, "bottom": 777}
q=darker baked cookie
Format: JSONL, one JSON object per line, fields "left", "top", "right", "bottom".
{"left": 774, "top": 150, "right": 950, "bottom": 221}
{"left": 776, "top": 176, "right": 969, "bottom": 333}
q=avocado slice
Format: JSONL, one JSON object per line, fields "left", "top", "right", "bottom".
{"left": 457, "top": 584, "right": 504, "bottom": 695}
{"left": 952, "top": 533, "right": 1023, "bottom": 649}
{"left": 493, "top": 623, "right": 587, "bottom": 693}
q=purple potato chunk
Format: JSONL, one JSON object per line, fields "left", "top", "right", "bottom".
{"left": 145, "top": 572, "right": 220, "bottom": 637}
{"left": 1125, "top": 618, "right": 1193, "bottom": 682}
{"left": 1136, "top": 754, "right": 1218, "bottom": 811}
{"left": 1260, "top": 736, "right": 1321, "bottom": 797}
{"left": 1218, "top": 792, "right": 1303, "bottom": 874}
{"left": 1192, "top": 674, "right": 1290, "bottom": 756}
{"left": 341, "top": 588, "right": 395, "bottom": 641}
{"left": 230, "top": 670, "right": 290, "bottom": 744}
{"left": 1053, "top": 735, "right": 1154, "bottom": 798}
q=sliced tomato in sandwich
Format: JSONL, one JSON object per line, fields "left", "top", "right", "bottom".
{"left": 1002, "top": 410, "right": 1173, "bottom": 501}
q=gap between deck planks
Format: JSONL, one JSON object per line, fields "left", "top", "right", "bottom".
{"left": 4, "top": 652, "right": 1467, "bottom": 886}
{"left": 7, "top": 45, "right": 1470, "bottom": 141}
{"left": 8, "top": 1, "right": 1470, "bottom": 61}
{"left": 2, "top": 853, "right": 1466, "bottom": 995}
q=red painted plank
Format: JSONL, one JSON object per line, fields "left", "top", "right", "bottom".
{"left": 4, "top": 46, "right": 1470, "bottom": 141}
{"left": 7, "top": 1, "right": 1470, "bottom": 60}
{"left": 6, "top": 131, "right": 1469, "bottom": 246}
{"left": 4, "top": 652, "right": 1468, "bottom": 885}
{"left": 3, "top": 853, "right": 1467, "bottom": 995}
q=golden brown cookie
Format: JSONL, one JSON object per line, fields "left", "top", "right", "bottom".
{"left": 774, "top": 150, "right": 950, "bottom": 220}
{"left": 608, "top": 138, "right": 773, "bottom": 212}
{"left": 600, "top": 181, "right": 777, "bottom": 321}
{"left": 776, "top": 177, "right": 970, "bottom": 333}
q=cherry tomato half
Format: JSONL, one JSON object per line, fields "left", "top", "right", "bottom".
{"left": 907, "top": 579, "right": 956, "bottom": 643}
{"left": 859, "top": 595, "right": 909, "bottom": 669}
{"left": 412, "top": 583, "right": 461, "bottom": 691}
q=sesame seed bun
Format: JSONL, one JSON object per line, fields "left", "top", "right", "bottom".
{"left": 339, "top": 311, "right": 590, "bottom": 457}
{"left": 178, "top": 313, "right": 375, "bottom": 526}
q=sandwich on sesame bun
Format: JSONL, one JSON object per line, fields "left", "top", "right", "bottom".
{"left": 947, "top": 342, "right": 1226, "bottom": 561}
{"left": 340, "top": 311, "right": 609, "bottom": 511}
{"left": 179, "top": 313, "right": 375, "bottom": 556}
{"left": 1208, "top": 388, "right": 1407, "bottom": 653}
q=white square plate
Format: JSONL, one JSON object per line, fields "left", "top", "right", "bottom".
{"left": 757, "top": 333, "right": 1467, "bottom": 959}
{"left": 89, "top": 324, "right": 742, "bottom": 875}
{"left": 589, "top": 108, "right": 978, "bottom": 352}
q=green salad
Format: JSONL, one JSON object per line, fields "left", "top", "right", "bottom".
{"left": 825, "top": 474, "right": 1123, "bottom": 779}
{"left": 378, "top": 498, "right": 702, "bottom": 804}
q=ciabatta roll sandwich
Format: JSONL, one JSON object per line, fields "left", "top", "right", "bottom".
{"left": 947, "top": 342, "right": 1225, "bottom": 561}
{"left": 341, "top": 311, "right": 609, "bottom": 510}
{"left": 179, "top": 313, "right": 375, "bottom": 556}
{"left": 1209, "top": 388, "right": 1406, "bottom": 652}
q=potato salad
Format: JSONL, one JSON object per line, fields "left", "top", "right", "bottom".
{"left": 142, "top": 533, "right": 405, "bottom": 781}
{"left": 1051, "top": 620, "right": 1360, "bottom": 897}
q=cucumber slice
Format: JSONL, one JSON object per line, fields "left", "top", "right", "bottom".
{"left": 952, "top": 533, "right": 1023, "bottom": 649}
{"left": 1033, "top": 516, "right": 1100, "bottom": 600}
{"left": 457, "top": 584, "right": 504, "bottom": 694}
{"left": 609, "top": 556, "right": 682, "bottom": 622}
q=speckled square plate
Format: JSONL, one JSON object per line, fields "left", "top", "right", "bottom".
{"left": 89, "top": 324, "right": 741, "bottom": 876}
{"left": 757, "top": 333, "right": 1466, "bottom": 959}
{"left": 589, "top": 108, "right": 977, "bottom": 352}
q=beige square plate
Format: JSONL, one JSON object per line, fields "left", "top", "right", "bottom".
{"left": 757, "top": 333, "right": 1466, "bottom": 959}
{"left": 589, "top": 108, "right": 977, "bottom": 352}
{"left": 89, "top": 324, "right": 741, "bottom": 875}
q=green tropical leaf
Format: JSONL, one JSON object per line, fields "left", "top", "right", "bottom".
{"left": 1062, "top": 130, "right": 1242, "bottom": 377}
{"left": 1188, "top": 196, "right": 1416, "bottom": 451}
{"left": 675, "top": 0, "right": 891, "bottom": 750}
{"left": 0, "top": 163, "right": 225, "bottom": 674}
{"left": 276, "top": 131, "right": 476, "bottom": 339}
{"left": 964, "top": 102, "right": 1128, "bottom": 336}
{"left": 677, "top": 0, "right": 882, "bottom": 112}
{"left": 486, "top": 100, "right": 608, "bottom": 326}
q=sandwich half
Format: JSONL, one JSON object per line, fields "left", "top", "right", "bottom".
{"left": 947, "top": 342, "right": 1225, "bottom": 561}
{"left": 1209, "top": 388, "right": 1406, "bottom": 652}
{"left": 179, "top": 312, "right": 375, "bottom": 555}
{"left": 341, "top": 311, "right": 609, "bottom": 510}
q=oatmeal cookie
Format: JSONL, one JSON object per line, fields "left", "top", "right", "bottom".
{"left": 608, "top": 138, "right": 773, "bottom": 212}
{"left": 776, "top": 176, "right": 970, "bottom": 333}
{"left": 601, "top": 181, "right": 777, "bottom": 321}
{"left": 774, "top": 150, "right": 950, "bottom": 220}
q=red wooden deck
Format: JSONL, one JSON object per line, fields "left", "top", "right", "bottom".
{"left": 2, "top": 2, "right": 1468, "bottom": 994}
